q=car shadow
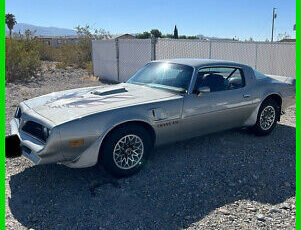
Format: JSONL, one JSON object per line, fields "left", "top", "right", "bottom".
{"left": 8, "top": 124, "right": 295, "bottom": 229}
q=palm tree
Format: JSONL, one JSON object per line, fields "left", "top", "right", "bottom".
{"left": 5, "top": 13, "right": 17, "bottom": 38}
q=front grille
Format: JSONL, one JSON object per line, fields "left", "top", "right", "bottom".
{"left": 22, "top": 121, "right": 47, "bottom": 142}
{"left": 14, "top": 107, "right": 22, "bottom": 119}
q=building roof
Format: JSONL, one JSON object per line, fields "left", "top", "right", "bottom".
{"left": 279, "top": 38, "right": 296, "bottom": 42}
{"left": 109, "top": 33, "right": 136, "bottom": 39}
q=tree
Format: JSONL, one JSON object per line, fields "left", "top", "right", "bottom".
{"left": 179, "top": 35, "right": 186, "bottom": 39}
{"left": 173, "top": 25, "right": 178, "bottom": 39}
{"left": 5, "top": 13, "right": 17, "bottom": 38}
{"left": 277, "top": 32, "right": 291, "bottom": 41}
{"left": 75, "top": 25, "right": 111, "bottom": 40}
{"left": 150, "top": 29, "right": 162, "bottom": 38}
{"left": 73, "top": 25, "right": 111, "bottom": 68}
{"left": 187, "top": 36, "right": 197, "bottom": 39}
{"left": 24, "top": 29, "right": 36, "bottom": 39}
{"left": 135, "top": 31, "right": 151, "bottom": 39}
{"left": 163, "top": 33, "right": 173, "bottom": 38}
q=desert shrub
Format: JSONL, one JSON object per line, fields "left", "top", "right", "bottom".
{"left": 45, "top": 62, "right": 53, "bottom": 71}
{"left": 5, "top": 26, "right": 109, "bottom": 81}
{"left": 55, "top": 62, "right": 68, "bottom": 69}
{"left": 86, "top": 61, "right": 93, "bottom": 75}
{"left": 5, "top": 38, "right": 41, "bottom": 82}
{"left": 57, "top": 25, "right": 110, "bottom": 69}
{"left": 55, "top": 43, "right": 86, "bottom": 68}
{"left": 37, "top": 42, "right": 60, "bottom": 61}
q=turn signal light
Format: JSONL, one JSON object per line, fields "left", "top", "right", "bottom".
{"left": 69, "top": 139, "right": 84, "bottom": 147}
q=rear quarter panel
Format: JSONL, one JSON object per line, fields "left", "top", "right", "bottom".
{"left": 248, "top": 75, "right": 295, "bottom": 125}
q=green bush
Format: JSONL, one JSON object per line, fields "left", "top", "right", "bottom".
{"left": 5, "top": 38, "right": 41, "bottom": 82}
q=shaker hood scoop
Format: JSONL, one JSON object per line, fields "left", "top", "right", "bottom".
{"left": 92, "top": 87, "right": 128, "bottom": 96}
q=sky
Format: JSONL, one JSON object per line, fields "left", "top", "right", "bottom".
{"left": 6, "top": 0, "right": 296, "bottom": 41}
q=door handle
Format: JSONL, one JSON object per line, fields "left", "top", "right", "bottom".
{"left": 243, "top": 94, "right": 251, "bottom": 98}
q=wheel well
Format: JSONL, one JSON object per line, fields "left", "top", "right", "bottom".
{"left": 263, "top": 94, "right": 282, "bottom": 120}
{"left": 99, "top": 121, "right": 156, "bottom": 161}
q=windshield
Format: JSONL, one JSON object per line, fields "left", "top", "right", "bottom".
{"left": 127, "top": 62, "right": 194, "bottom": 93}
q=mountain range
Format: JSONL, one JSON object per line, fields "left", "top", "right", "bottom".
{"left": 5, "top": 23, "right": 77, "bottom": 36}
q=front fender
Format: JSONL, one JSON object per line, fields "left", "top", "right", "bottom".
{"left": 61, "top": 108, "right": 155, "bottom": 168}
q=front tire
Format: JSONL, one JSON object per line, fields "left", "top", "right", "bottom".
{"left": 101, "top": 124, "right": 153, "bottom": 177}
{"left": 252, "top": 98, "right": 280, "bottom": 136}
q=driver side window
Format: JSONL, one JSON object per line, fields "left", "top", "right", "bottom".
{"left": 194, "top": 67, "right": 245, "bottom": 93}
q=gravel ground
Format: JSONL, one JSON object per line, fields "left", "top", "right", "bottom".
{"left": 5, "top": 65, "right": 296, "bottom": 229}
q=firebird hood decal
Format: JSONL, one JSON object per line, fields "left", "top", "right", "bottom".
{"left": 23, "top": 83, "right": 179, "bottom": 125}
{"left": 46, "top": 91, "right": 134, "bottom": 109}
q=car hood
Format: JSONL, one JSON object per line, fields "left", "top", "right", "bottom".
{"left": 22, "top": 83, "right": 179, "bottom": 125}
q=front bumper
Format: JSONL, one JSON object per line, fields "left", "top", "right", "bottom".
{"left": 7, "top": 118, "right": 45, "bottom": 164}
{"left": 7, "top": 118, "right": 94, "bottom": 167}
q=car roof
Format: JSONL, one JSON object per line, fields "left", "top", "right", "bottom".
{"left": 151, "top": 58, "right": 249, "bottom": 68}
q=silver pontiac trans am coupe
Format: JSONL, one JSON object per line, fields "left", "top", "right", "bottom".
{"left": 6, "top": 59, "right": 295, "bottom": 177}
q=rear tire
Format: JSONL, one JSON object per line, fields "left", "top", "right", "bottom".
{"left": 252, "top": 98, "right": 280, "bottom": 136}
{"left": 100, "top": 124, "right": 153, "bottom": 177}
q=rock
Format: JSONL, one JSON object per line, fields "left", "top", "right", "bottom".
{"left": 280, "top": 203, "right": 290, "bottom": 210}
{"left": 256, "top": 214, "right": 266, "bottom": 221}
{"left": 219, "top": 208, "right": 230, "bottom": 215}
{"left": 228, "top": 216, "right": 235, "bottom": 221}
{"left": 247, "top": 207, "right": 258, "bottom": 212}
{"left": 269, "top": 208, "right": 281, "bottom": 214}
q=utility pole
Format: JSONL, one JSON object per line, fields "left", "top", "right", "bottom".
{"left": 271, "top": 7, "right": 277, "bottom": 42}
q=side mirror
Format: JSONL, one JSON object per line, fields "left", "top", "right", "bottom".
{"left": 197, "top": 86, "right": 210, "bottom": 96}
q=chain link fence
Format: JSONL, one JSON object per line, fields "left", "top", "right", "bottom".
{"left": 156, "top": 39, "right": 211, "bottom": 59}
{"left": 256, "top": 42, "right": 296, "bottom": 78}
{"left": 118, "top": 39, "right": 152, "bottom": 82}
{"left": 92, "top": 39, "right": 295, "bottom": 82}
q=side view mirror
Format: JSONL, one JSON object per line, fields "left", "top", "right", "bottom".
{"left": 197, "top": 86, "right": 210, "bottom": 96}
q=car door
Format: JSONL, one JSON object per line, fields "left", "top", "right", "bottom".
{"left": 180, "top": 66, "right": 256, "bottom": 139}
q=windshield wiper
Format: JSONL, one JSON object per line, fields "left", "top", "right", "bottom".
{"left": 129, "top": 82, "right": 187, "bottom": 94}
{"left": 128, "top": 81, "right": 146, "bottom": 86}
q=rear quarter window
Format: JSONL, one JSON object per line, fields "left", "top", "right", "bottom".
{"left": 254, "top": 69, "right": 267, "bottom": 80}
